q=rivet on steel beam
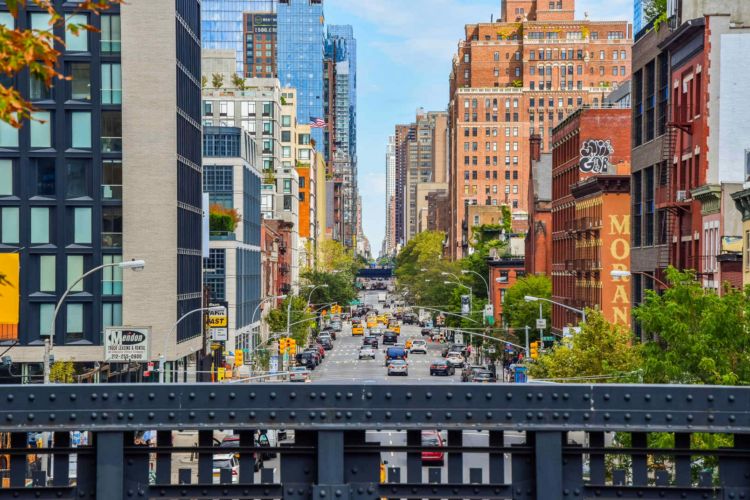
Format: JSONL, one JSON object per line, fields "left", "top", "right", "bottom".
{"left": 624, "top": 413, "right": 631, "bottom": 421}
{"left": 366, "top": 392, "right": 373, "bottom": 399}
{"left": 128, "top": 393, "right": 135, "bottom": 400}
{"left": 289, "top": 392, "right": 297, "bottom": 399}
{"left": 537, "top": 412, "right": 544, "bottom": 419}
{"left": 147, "top": 412, "right": 155, "bottom": 420}
{"left": 117, "top": 392, "right": 124, "bottom": 400}
{"left": 624, "top": 393, "right": 631, "bottom": 401}
{"left": 406, "top": 411, "right": 412, "bottom": 419}
{"left": 563, "top": 393, "right": 569, "bottom": 400}
{"left": 466, "top": 392, "right": 473, "bottom": 400}
{"left": 346, "top": 411, "right": 352, "bottom": 419}
{"left": 249, "top": 392, "right": 256, "bottom": 399}
{"left": 249, "top": 411, "right": 256, "bottom": 419}
{"left": 49, "top": 394, "right": 56, "bottom": 401}
{"left": 208, "top": 392, "right": 216, "bottom": 400}
{"left": 527, "top": 412, "right": 534, "bottom": 420}
{"left": 365, "top": 411, "right": 372, "bottom": 418}
{"left": 708, "top": 394, "right": 715, "bottom": 402}
{"left": 290, "top": 411, "right": 296, "bottom": 419}
{"left": 335, "top": 392, "right": 342, "bottom": 399}
{"left": 552, "top": 392, "right": 559, "bottom": 400}
{"left": 4, "top": 414, "right": 11, "bottom": 421}
{"left": 446, "top": 392, "right": 453, "bottom": 400}
{"left": 729, "top": 394, "right": 736, "bottom": 402}
{"left": 604, "top": 413, "right": 610, "bottom": 420}
{"left": 188, "top": 392, "right": 195, "bottom": 400}
{"left": 168, "top": 393, "right": 175, "bottom": 400}
{"left": 645, "top": 394, "right": 651, "bottom": 401}
{"left": 335, "top": 489, "right": 342, "bottom": 497}
{"left": 730, "top": 415, "right": 736, "bottom": 422}
{"left": 537, "top": 393, "right": 544, "bottom": 400}
{"left": 229, "top": 392, "right": 236, "bottom": 400}
{"left": 91, "top": 393, "right": 98, "bottom": 401}
{"left": 48, "top": 413, "right": 55, "bottom": 421}
{"left": 553, "top": 412, "right": 560, "bottom": 420}
{"left": 687, "top": 414, "right": 693, "bottom": 422}
{"left": 506, "top": 412, "right": 513, "bottom": 420}
{"left": 310, "top": 411, "right": 317, "bottom": 419}
{"left": 583, "top": 412, "right": 590, "bottom": 420}
{"left": 426, "top": 392, "right": 432, "bottom": 399}
{"left": 645, "top": 413, "right": 652, "bottom": 421}
{"left": 486, "top": 392, "right": 492, "bottom": 400}
{"left": 188, "top": 411, "right": 195, "bottom": 419}
{"left": 102, "top": 393, "right": 109, "bottom": 401}
{"left": 270, "top": 392, "right": 277, "bottom": 400}
{"left": 385, "top": 392, "right": 392, "bottom": 399}
{"left": 128, "top": 412, "right": 134, "bottom": 420}
{"left": 69, "top": 394, "right": 76, "bottom": 401}
{"left": 666, "top": 394, "right": 673, "bottom": 402}
{"left": 90, "top": 412, "right": 98, "bottom": 420}
{"left": 229, "top": 411, "right": 236, "bottom": 419}
{"left": 563, "top": 412, "right": 570, "bottom": 419}
{"left": 207, "top": 411, "right": 215, "bottom": 419}
{"left": 311, "top": 392, "right": 318, "bottom": 400}
{"left": 69, "top": 413, "right": 76, "bottom": 421}
{"left": 287, "top": 488, "right": 295, "bottom": 495}
{"left": 168, "top": 412, "right": 175, "bottom": 420}
{"left": 346, "top": 392, "right": 353, "bottom": 399}
{"left": 335, "top": 411, "right": 342, "bottom": 419}
{"left": 506, "top": 392, "right": 513, "bottom": 400}
{"left": 583, "top": 393, "right": 590, "bottom": 401}
{"left": 28, "top": 394, "right": 35, "bottom": 402}
{"left": 102, "top": 412, "right": 108, "bottom": 420}
{"left": 445, "top": 412, "right": 452, "bottom": 419}
{"left": 426, "top": 411, "right": 432, "bottom": 419}
{"left": 666, "top": 414, "right": 673, "bottom": 421}
{"left": 526, "top": 393, "right": 533, "bottom": 400}
{"left": 269, "top": 411, "right": 276, "bottom": 419}
{"left": 603, "top": 393, "right": 610, "bottom": 401}
{"left": 466, "top": 412, "right": 473, "bottom": 419}
{"left": 406, "top": 392, "right": 412, "bottom": 399}
{"left": 320, "top": 392, "right": 327, "bottom": 400}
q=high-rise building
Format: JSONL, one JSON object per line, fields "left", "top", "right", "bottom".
{"left": 384, "top": 136, "right": 396, "bottom": 254}
{"left": 244, "top": 12, "right": 278, "bottom": 78}
{"left": 394, "top": 124, "right": 415, "bottom": 246}
{"left": 327, "top": 25, "right": 357, "bottom": 159}
{"left": 0, "top": 0, "right": 204, "bottom": 379}
{"left": 634, "top": 0, "right": 646, "bottom": 35}
{"left": 202, "top": 0, "right": 277, "bottom": 75}
{"left": 277, "top": 0, "right": 325, "bottom": 147}
{"left": 447, "top": 0, "right": 632, "bottom": 259}
{"left": 202, "top": 126, "right": 262, "bottom": 357}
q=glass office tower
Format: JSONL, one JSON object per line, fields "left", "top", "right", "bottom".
{"left": 277, "top": 0, "right": 325, "bottom": 146}
{"left": 202, "top": 0, "right": 277, "bottom": 75}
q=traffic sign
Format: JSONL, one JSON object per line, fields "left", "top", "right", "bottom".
{"left": 542, "top": 336, "right": 554, "bottom": 342}
{"left": 486, "top": 346, "right": 496, "bottom": 354}
{"left": 536, "top": 318, "right": 547, "bottom": 330}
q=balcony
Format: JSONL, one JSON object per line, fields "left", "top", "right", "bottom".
{"left": 656, "top": 185, "right": 692, "bottom": 211}
{"left": 210, "top": 231, "right": 236, "bottom": 241}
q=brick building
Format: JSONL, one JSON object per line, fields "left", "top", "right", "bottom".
{"left": 525, "top": 135, "right": 553, "bottom": 275}
{"left": 551, "top": 107, "right": 631, "bottom": 332}
{"left": 489, "top": 257, "right": 526, "bottom": 326}
{"left": 447, "top": 0, "right": 632, "bottom": 259}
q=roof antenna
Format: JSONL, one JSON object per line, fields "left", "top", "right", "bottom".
{"left": 491, "top": 13, "right": 494, "bottom": 22}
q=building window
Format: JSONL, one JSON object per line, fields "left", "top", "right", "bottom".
{"left": 103, "top": 303, "right": 122, "bottom": 330}
{"left": 30, "top": 76, "right": 52, "bottom": 100}
{"left": 102, "top": 206, "right": 122, "bottom": 248}
{"left": 30, "top": 111, "right": 52, "bottom": 148}
{"left": 102, "top": 111, "right": 122, "bottom": 152}
{"left": 35, "top": 158, "right": 55, "bottom": 196}
{"left": 282, "top": 146, "right": 291, "bottom": 158}
{"left": 102, "top": 160, "right": 122, "bottom": 200}
{"left": 66, "top": 303, "right": 84, "bottom": 341}
{"left": 39, "top": 255, "right": 55, "bottom": 292}
{"left": 74, "top": 207, "right": 92, "bottom": 244}
{"left": 101, "top": 63, "right": 121, "bottom": 104}
{"left": 0, "top": 120, "right": 18, "bottom": 148}
{"left": 70, "top": 62, "right": 90, "bottom": 100}
{"left": 1, "top": 207, "right": 19, "bottom": 244}
{"left": 67, "top": 255, "right": 84, "bottom": 292}
{"left": 39, "top": 303, "right": 54, "bottom": 338}
{"left": 65, "top": 14, "right": 88, "bottom": 52}
{"left": 71, "top": 112, "right": 91, "bottom": 149}
{"left": 0, "top": 159, "right": 11, "bottom": 196}
{"left": 102, "top": 254, "right": 123, "bottom": 295}
{"left": 101, "top": 14, "right": 121, "bottom": 53}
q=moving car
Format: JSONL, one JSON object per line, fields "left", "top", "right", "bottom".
{"left": 289, "top": 366, "right": 311, "bottom": 382}
{"left": 442, "top": 343, "right": 466, "bottom": 358}
{"left": 388, "top": 322, "right": 401, "bottom": 334}
{"left": 421, "top": 431, "right": 444, "bottom": 466}
{"left": 461, "top": 365, "right": 487, "bottom": 382}
{"left": 387, "top": 359, "right": 408, "bottom": 376}
{"left": 363, "top": 336, "right": 379, "bottom": 348}
{"left": 369, "top": 327, "right": 383, "bottom": 336}
{"left": 382, "top": 331, "right": 398, "bottom": 345}
{"left": 429, "top": 359, "right": 455, "bottom": 376}
{"left": 421, "top": 328, "right": 433, "bottom": 337}
{"left": 358, "top": 346, "right": 376, "bottom": 360}
{"left": 471, "top": 370, "right": 497, "bottom": 383}
{"left": 212, "top": 454, "right": 239, "bottom": 484}
{"left": 445, "top": 352, "right": 464, "bottom": 368}
{"left": 385, "top": 346, "right": 407, "bottom": 365}
{"left": 409, "top": 339, "right": 427, "bottom": 354}
{"left": 352, "top": 323, "right": 365, "bottom": 336}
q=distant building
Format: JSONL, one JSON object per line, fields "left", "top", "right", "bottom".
{"left": 384, "top": 136, "right": 397, "bottom": 254}
{"left": 634, "top": 0, "right": 647, "bottom": 35}
{"left": 525, "top": 135, "right": 553, "bottom": 276}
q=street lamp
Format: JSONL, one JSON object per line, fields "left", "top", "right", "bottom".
{"left": 303, "top": 284, "right": 329, "bottom": 309}
{"left": 159, "top": 305, "right": 225, "bottom": 383}
{"left": 461, "top": 269, "right": 490, "bottom": 297}
{"left": 610, "top": 269, "right": 669, "bottom": 288}
{"left": 524, "top": 295, "right": 586, "bottom": 322}
{"left": 45, "top": 259, "right": 146, "bottom": 384}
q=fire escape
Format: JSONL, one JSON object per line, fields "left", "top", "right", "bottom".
{"left": 656, "top": 116, "right": 693, "bottom": 279}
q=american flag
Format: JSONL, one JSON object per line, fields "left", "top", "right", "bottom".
{"left": 309, "top": 117, "right": 327, "bottom": 128}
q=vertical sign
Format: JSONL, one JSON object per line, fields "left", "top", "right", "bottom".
{"left": 0, "top": 253, "right": 20, "bottom": 340}
{"left": 208, "top": 302, "right": 229, "bottom": 341}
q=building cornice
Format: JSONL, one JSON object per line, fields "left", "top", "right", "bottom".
{"left": 571, "top": 175, "right": 630, "bottom": 199}
{"left": 731, "top": 187, "right": 750, "bottom": 222}
{"left": 691, "top": 184, "right": 722, "bottom": 216}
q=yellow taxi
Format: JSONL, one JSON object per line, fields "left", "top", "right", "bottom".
{"left": 388, "top": 322, "right": 401, "bottom": 335}
{"left": 405, "top": 338, "right": 413, "bottom": 349}
{"left": 352, "top": 322, "right": 364, "bottom": 336}
{"left": 367, "top": 318, "right": 377, "bottom": 328}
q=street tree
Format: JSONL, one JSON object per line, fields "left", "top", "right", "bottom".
{"left": 0, "top": 0, "right": 121, "bottom": 127}
{"left": 265, "top": 295, "right": 314, "bottom": 347}
{"left": 302, "top": 269, "right": 358, "bottom": 308}
{"left": 317, "top": 239, "right": 360, "bottom": 276}
{"left": 529, "top": 309, "right": 641, "bottom": 382}
{"left": 634, "top": 267, "right": 750, "bottom": 385}
{"left": 502, "top": 274, "right": 552, "bottom": 330}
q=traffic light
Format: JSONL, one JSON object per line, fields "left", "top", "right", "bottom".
{"left": 234, "top": 349, "right": 244, "bottom": 367}
{"left": 279, "top": 338, "right": 288, "bottom": 353}
{"left": 530, "top": 341, "right": 539, "bottom": 360}
{"left": 288, "top": 338, "right": 297, "bottom": 355}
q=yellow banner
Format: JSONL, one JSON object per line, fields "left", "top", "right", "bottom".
{"left": 0, "top": 253, "right": 19, "bottom": 340}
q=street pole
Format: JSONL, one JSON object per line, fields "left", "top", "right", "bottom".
{"left": 538, "top": 302, "right": 544, "bottom": 347}
{"left": 524, "top": 325, "right": 530, "bottom": 358}
{"left": 284, "top": 299, "right": 292, "bottom": 372}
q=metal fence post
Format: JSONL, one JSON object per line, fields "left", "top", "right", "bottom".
{"left": 52, "top": 431, "right": 70, "bottom": 487}
{"left": 9, "top": 432, "right": 25, "bottom": 488}
{"left": 239, "top": 429, "right": 255, "bottom": 484}
{"left": 198, "top": 431, "right": 213, "bottom": 485}
{"left": 534, "top": 431, "right": 563, "bottom": 500}
{"left": 447, "top": 430, "right": 462, "bottom": 483}
{"left": 156, "top": 430, "right": 172, "bottom": 485}
{"left": 489, "top": 430, "right": 504, "bottom": 484}
{"left": 96, "top": 432, "right": 124, "bottom": 500}
{"left": 406, "top": 430, "right": 421, "bottom": 484}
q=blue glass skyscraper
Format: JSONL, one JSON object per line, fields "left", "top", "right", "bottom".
{"left": 326, "top": 25, "right": 356, "bottom": 160}
{"left": 202, "top": 0, "right": 276, "bottom": 75}
{"left": 634, "top": 0, "right": 645, "bottom": 34}
{"left": 277, "top": 0, "right": 325, "bottom": 146}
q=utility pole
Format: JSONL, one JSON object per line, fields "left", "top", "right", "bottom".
{"left": 524, "top": 325, "right": 530, "bottom": 358}
{"left": 537, "top": 302, "right": 544, "bottom": 348}
{"left": 285, "top": 299, "right": 292, "bottom": 372}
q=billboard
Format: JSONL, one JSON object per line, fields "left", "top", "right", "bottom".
{"left": 104, "top": 327, "right": 150, "bottom": 362}
{"left": 0, "top": 253, "right": 19, "bottom": 340}
{"left": 208, "top": 302, "right": 229, "bottom": 342}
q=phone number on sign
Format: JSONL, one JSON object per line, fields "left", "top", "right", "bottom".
{"left": 107, "top": 353, "right": 148, "bottom": 361}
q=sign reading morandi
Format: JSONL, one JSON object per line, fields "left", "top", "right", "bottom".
{"left": 607, "top": 214, "right": 631, "bottom": 326}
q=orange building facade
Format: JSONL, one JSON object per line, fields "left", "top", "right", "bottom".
{"left": 447, "top": 0, "right": 632, "bottom": 259}
{"left": 550, "top": 107, "right": 631, "bottom": 332}
{"left": 296, "top": 165, "right": 311, "bottom": 239}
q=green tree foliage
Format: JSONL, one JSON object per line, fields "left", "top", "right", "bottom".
{"left": 502, "top": 274, "right": 552, "bottom": 330}
{"left": 317, "top": 239, "right": 360, "bottom": 276}
{"left": 645, "top": 0, "right": 668, "bottom": 30}
{"left": 634, "top": 267, "right": 750, "bottom": 385}
{"left": 265, "top": 296, "right": 314, "bottom": 346}
{"left": 529, "top": 309, "right": 641, "bottom": 382}
{"left": 394, "top": 231, "right": 461, "bottom": 305}
{"left": 49, "top": 360, "right": 75, "bottom": 383}
{"left": 301, "top": 269, "right": 358, "bottom": 307}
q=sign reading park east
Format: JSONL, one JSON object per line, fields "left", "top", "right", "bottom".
{"left": 104, "top": 327, "right": 150, "bottom": 362}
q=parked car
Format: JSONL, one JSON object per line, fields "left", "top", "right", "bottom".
{"left": 212, "top": 453, "right": 239, "bottom": 484}
{"left": 302, "top": 349, "right": 321, "bottom": 366}
{"left": 429, "top": 359, "right": 455, "bottom": 376}
{"left": 445, "top": 352, "right": 464, "bottom": 368}
{"left": 318, "top": 337, "right": 333, "bottom": 350}
{"left": 421, "top": 431, "right": 444, "bottom": 466}
{"left": 461, "top": 365, "right": 486, "bottom": 382}
{"left": 382, "top": 331, "right": 398, "bottom": 345}
{"left": 387, "top": 359, "right": 408, "bottom": 376}
{"left": 218, "top": 437, "right": 262, "bottom": 472}
{"left": 358, "top": 346, "right": 376, "bottom": 360}
{"left": 409, "top": 339, "right": 427, "bottom": 354}
{"left": 311, "top": 343, "right": 325, "bottom": 358}
{"left": 363, "top": 336, "right": 379, "bottom": 348}
{"left": 290, "top": 366, "right": 311, "bottom": 382}
{"left": 296, "top": 352, "right": 316, "bottom": 369}
{"left": 471, "top": 370, "right": 497, "bottom": 383}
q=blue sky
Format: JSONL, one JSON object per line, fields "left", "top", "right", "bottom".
{"left": 324, "top": 0, "right": 632, "bottom": 255}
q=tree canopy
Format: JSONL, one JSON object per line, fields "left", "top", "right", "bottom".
{"left": 317, "top": 239, "right": 360, "bottom": 276}
{"left": 502, "top": 274, "right": 552, "bottom": 331}
{"left": 301, "top": 269, "right": 358, "bottom": 308}
{"left": 265, "top": 296, "right": 314, "bottom": 346}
